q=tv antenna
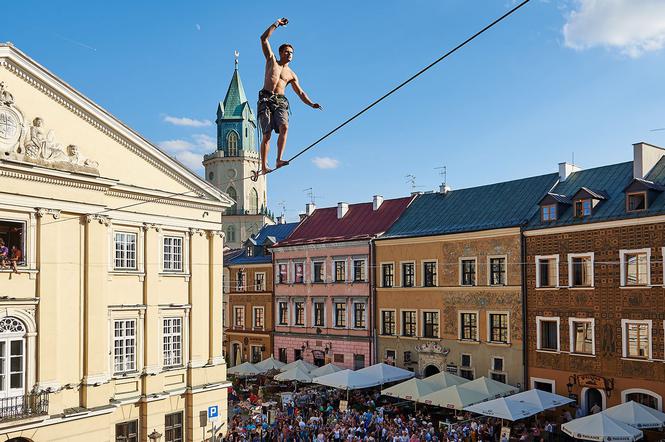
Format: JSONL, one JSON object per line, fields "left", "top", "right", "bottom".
{"left": 434, "top": 166, "right": 447, "bottom": 185}
{"left": 277, "top": 201, "right": 287, "bottom": 217}
{"left": 405, "top": 174, "right": 424, "bottom": 192}
{"left": 303, "top": 187, "right": 317, "bottom": 205}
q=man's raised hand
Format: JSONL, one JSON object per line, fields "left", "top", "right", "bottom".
{"left": 311, "top": 103, "right": 323, "bottom": 110}
{"left": 276, "top": 17, "right": 289, "bottom": 27}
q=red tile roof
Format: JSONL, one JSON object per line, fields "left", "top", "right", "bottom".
{"left": 276, "top": 196, "right": 415, "bottom": 247}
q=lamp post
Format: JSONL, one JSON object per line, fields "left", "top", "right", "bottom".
{"left": 148, "top": 429, "right": 162, "bottom": 442}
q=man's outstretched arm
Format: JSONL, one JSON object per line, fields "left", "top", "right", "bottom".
{"left": 290, "top": 76, "right": 322, "bottom": 109}
{"left": 260, "top": 18, "right": 287, "bottom": 59}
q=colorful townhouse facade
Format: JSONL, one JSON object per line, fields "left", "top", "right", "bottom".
{"left": 525, "top": 143, "right": 665, "bottom": 414}
{"left": 224, "top": 222, "right": 298, "bottom": 367}
{"left": 374, "top": 174, "right": 559, "bottom": 389}
{"left": 272, "top": 197, "right": 413, "bottom": 369}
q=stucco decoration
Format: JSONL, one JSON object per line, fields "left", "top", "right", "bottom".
{"left": 415, "top": 342, "right": 450, "bottom": 356}
{"left": 0, "top": 82, "right": 25, "bottom": 156}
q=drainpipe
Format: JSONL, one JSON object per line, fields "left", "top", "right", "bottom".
{"left": 370, "top": 237, "right": 376, "bottom": 365}
{"left": 520, "top": 227, "right": 528, "bottom": 391}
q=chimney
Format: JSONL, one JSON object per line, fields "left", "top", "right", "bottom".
{"left": 305, "top": 203, "right": 316, "bottom": 216}
{"left": 558, "top": 162, "right": 581, "bottom": 182}
{"left": 633, "top": 142, "right": 665, "bottom": 179}
{"left": 439, "top": 183, "right": 451, "bottom": 194}
{"left": 277, "top": 215, "right": 286, "bottom": 224}
{"left": 299, "top": 213, "right": 307, "bottom": 222}
{"left": 337, "top": 202, "right": 348, "bottom": 219}
{"left": 373, "top": 195, "right": 384, "bottom": 211}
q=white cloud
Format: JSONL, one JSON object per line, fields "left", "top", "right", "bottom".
{"left": 159, "top": 134, "right": 216, "bottom": 173}
{"left": 159, "top": 139, "right": 194, "bottom": 152}
{"left": 163, "top": 115, "right": 212, "bottom": 127}
{"left": 312, "top": 156, "right": 340, "bottom": 169}
{"left": 192, "top": 133, "right": 216, "bottom": 150}
{"left": 175, "top": 151, "right": 205, "bottom": 171}
{"left": 563, "top": 0, "right": 665, "bottom": 57}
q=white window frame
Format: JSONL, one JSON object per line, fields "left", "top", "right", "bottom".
{"left": 486, "top": 311, "right": 510, "bottom": 344}
{"left": 530, "top": 377, "right": 555, "bottom": 393}
{"left": 0, "top": 316, "right": 28, "bottom": 398}
{"left": 459, "top": 257, "right": 477, "bottom": 287}
{"left": 620, "top": 248, "right": 651, "bottom": 287}
{"left": 292, "top": 299, "right": 306, "bottom": 327}
{"left": 333, "top": 299, "right": 348, "bottom": 328}
{"left": 458, "top": 310, "right": 479, "bottom": 342}
{"left": 352, "top": 300, "right": 367, "bottom": 329}
{"left": 380, "top": 261, "right": 395, "bottom": 288}
{"left": 0, "top": 216, "right": 30, "bottom": 272}
{"left": 254, "top": 272, "right": 266, "bottom": 291}
{"left": 400, "top": 309, "right": 418, "bottom": 338}
{"left": 312, "top": 299, "right": 326, "bottom": 328}
{"left": 385, "top": 349, "right": 397, "bottom": 365}
{"left": 568, "top": 252, "right": 594, "bottom": 288}
{"left": 352, "top": 257, "right": 368, "bottom": 283}
{"left": 162, "top": 317, "right": 183, "bottom": 368}
{"left": 535, "top": 254, "right": 560, "bottom": 288}
{"left": 621, "top": 319, "right": 652, "bottom": 360}
{"left": 233, "top": 306, "right": 245, "bottom": 329}
{"left": 460, "top": 353, "right": 472, "bottom": 368}
{"left": 489, "top": 356, "right": 507, "bottom": 383}
{"left": 276, "top": 299, "right": 289, "bottom": 326}
{"left": 421, "top": 309, "right": 440, "bottom": 339}
{"left": 569, "top": 317, "right": 595, "bottom": 356}
{"left": 112, "top": 318, "right": 139, "bottom": 375}
{"left": 380, "top": 309, "right": 397, "bottom": 336}
{"left": 253, "top": 306, "right": 265, "bottom": 330}
{"left": 292, "top": 261, "right": 305, "bottom": 284}
{"left": 421, "top": 259, "right": 438, "bottom": 287}
{"left": 622, "top": 388, "right": 663, "bottom": 411}
{"left": 333, "top": 258, "right": 348, "bottom": 283}
{"left": 161, "top": 233, "right": 188, "bottom": 274}
{"left": 400, "top": 260, "right": 416, "bottom": 288}
{"left": 536, "top": 316, "right": 560, "bottom": 352}
{"left": 487, "top": 255, "right": 508, "bottom": 286}
{"left": 250, "top": 344, "right": 263, "bottom": 364}
{"left": 311, "top": 259, "right": 326, "bottom": 283}
{"left": 113, "top": 230, "right": 139, "bottom": 271}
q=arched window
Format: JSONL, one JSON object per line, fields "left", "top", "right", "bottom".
{"left": 624, "top": 389, "right": 662, "bottom": 410}
{"left": 226, "top": 225, "right": 236, "bottom": 243}
{"left": 249, "top": 188, "right": 259, "bottom": 215}
{"left": 0, "top": 317, "right": 26, "bottom": 397}
{"left": 226, "top": 187, "right": 237, "bottom": 215}
{"left": 227, "top": 131, "right": 238, "bottom": 156}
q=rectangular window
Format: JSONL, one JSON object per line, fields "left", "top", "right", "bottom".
{"left": 313, "top": 261, "right": 324, "bottom": 283}
{"left": 385, "top": 349, "right": 396, "bottom": 366}
{"left": 335, "top": 302, "right": 346, "bottom": 327}
{"left": 489, "top": 257, "right": 506, "bottom": 285}
{"left": 294, "top": 349, "right": 302, "bottom": 361}
{"left": 233, "top": 307, "right": 244, "bottom": 328}
{"left": 354, "top": 303, "right": 366, "bottom": 329}
{"left": 461, "top": 259, "right": 476, "bottom": 286}
{"left": 627, "top": 192, "right": 647, "bottom": 212}
{"left": 294, "top": 302, "right": 305, "bottom": 326}
{"left": 353, "top": 259, "right": 366, "bottom": 282}
{"left": 278, "top": 348, "right": 287, "bottom": 363}
{"left": 278, "top": 264, "right": 288, "bottom": 284}
{"left": 490, "top": 372, "right": 507, "bottom": 383}
{"left": 492, "top": 357, "right": 504, "bottom": 372}
{"left": 537, "top": 256, "right": 558, "bottom": 288}
{"left": 381, "top": 311, "right": 395, "bottom": 335}
{"left": 424, "top": 262, "right": 437, "bottom": 287}
{"left": 489, "top": 313, "right": 508, "bottom": 343}
{"left": 163, "top": 236, "right": 183, "bottom": 272}
{"left": 236, "top": 271, "right": 245, "bottom": 292}
{"left": 165, "top": 412, "right": 183, "bottom": 442}
{"left": 251, "top": 345, "right": 262, "bottom": 364}
{"left": 403, "top": 351, "right": 412, "bottom": 363}
{"left": 571, "top": 320, "right": 593, "bottom": 355}
{"left": 402, "top": 311, "right": 416, "bottom": 337}
{"left": 402, "top": 263, "right": 415, "bottom": 287}
{"left": 255, "top": 273, "right": 266, "bottom": 291}
{"left": 574, "top": 199, "right": 592, "bottom": 217}
{"left": 113, "top": 319, "right": 136, "bottom": 374}
{"left": 539, "top": 319, "right": 558, "bottom": 351}
{"left": 624, "top": 252, "right": 649, "bottom": 286}
{"left": 313, "top": 302, "right": 325, "bottom": 327}
{"left": 0, "top": 220, "right": 26, "bottom": 267}
{"left": 570, "top": 255, "right": 593, "bottom": 287}
{"left": 461, "top": 354, "right": 471, "bottom": 367}
{"left": 163, "top": 317, "right": 182, "bottom": 368}
{"left": 334, "top": 261, "right": 346, "bottom": 282}
{"left": 625, "top": 322, "right": 649, "bottom": 358}
{"left": 460, "top": 313, "right": 478, "bottom": 341}
{"left": 116, "top": 420, "right": 138, "bottom": 442}
{"left": 460, "top": 368, "right": 474, "bottom": 380}
{"left": 334, "top": 354, "right": 344, "bottom": 363}
{"left": 541, "top": 205, "right": 557, "bottom": 221}
{"left": 278, "top": 302, "right": 288, "bottom": 325}
{"left": 294, "top": 263, "right": 304, "bottom": 283}
{"left": 382, "top": 264, "right": 394, "bottom": 287}
{"left": 423, "top": 311, "right": 439, "bottom": 338}
{"left": 114, "top": 232, "right": 137, "bottom": 270}
{"left": 253, "top": 307, "right": 264, "bottom": 329}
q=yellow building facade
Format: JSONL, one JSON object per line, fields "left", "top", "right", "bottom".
{"left": 0, "top": 44, "right": 232, "bottom": 441}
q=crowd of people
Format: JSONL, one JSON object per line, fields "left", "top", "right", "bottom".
{"left": 223, "top": 383, "right": 567, "bottom": 442}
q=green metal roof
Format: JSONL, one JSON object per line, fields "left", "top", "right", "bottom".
{"left": 222, "top": 69, "right": 251, "bottom": 118}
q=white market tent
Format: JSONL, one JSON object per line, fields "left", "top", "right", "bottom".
{"left": 227, "top": 361, "right": 262, "bottom": 377}
{"left": 562, "top": 413, "right": 643, "bottom": 442}
{"left": 274, "top": 366, "right": 313, "bottom": 383}
{"left": 509, "top": 389, "right": 573, "bottom": 410}
{"left": 422, "top": 372, "right": 469, "bottom": 388}
{"left": 310, "top": 363, "right": 344, "bottom": 378}
{"left": 464, "top": 397, "right": 542, "bottom": 421}
{"left": 280, "top": 359, "right": 317, "bottom": 373}
{"left": 382, "top": 378, "right": 443, "bottom": 402}
{"left": 459, "top": 376, "right": 518, "bottom": 399}
{"left": 355, "top": 363, "right": 414, "bottom": 384}
{"left": 312, "top": 369, "right": 380, "bottom": 390}
{"left": 603, "top": 401, "right": 665, "bottom": 429}
{"left": 419, "top": 384, "right": 488, "bottom": 410}
{"left": 254, "top": 356, "right": 286, "bottom": 373}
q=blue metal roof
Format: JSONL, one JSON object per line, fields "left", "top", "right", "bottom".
{"left": 228, "top": 222, "right": 299, "bottom": 265}
{"left": 526, "top": 158, "right": 665, "bottom": 229}
{"left": 383, "top": 173, "right": 559, "bottom": 238}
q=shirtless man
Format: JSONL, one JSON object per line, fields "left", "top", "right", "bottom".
{"left": 258, "top": 17, "right": 321, "bottom": 175}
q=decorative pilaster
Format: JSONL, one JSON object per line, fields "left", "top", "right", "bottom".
{"left": 35, "top": 207, "right": 61, "bottom": 219}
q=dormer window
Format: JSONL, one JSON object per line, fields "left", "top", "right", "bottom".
{"left": 574, "top": 199, "right": 592, "bottom": 217}
{"left": 627, "top": 192, "right": 647, "bottom": 212}
{"left": 246, "top": 246, "right": 253, "bottom": 257}
{"left": 541, "top": 205, "right": 557, "bottom": 222}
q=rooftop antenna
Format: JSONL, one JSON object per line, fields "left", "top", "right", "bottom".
{"left": 405, "top": 174, "right": 423, "bottom": 192}
{"left": 234, "top": 50, "right": 239, "bottom": 70}
{"left": 434, "top": 166, "right": 447, "bottom": 185}
{"left": 277, "top": 201, "right": 287, "bottom": 218}
{"left": 303, "top": 187, "right": 317, "bottom": 205}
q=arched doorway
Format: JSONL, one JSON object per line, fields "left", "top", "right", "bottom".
{"left": 8, "top": 438, "right": 33, "bottom": 442}
{"left": 231, "top": 342, "right": 242, "bottom": 367}
{"left": 585, "top": 388, "right": 603, "bottom": 414}
{"left": 424, "top": 365, "right": 440, "bottom": 377}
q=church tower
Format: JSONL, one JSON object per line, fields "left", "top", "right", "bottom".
{"left": 203, "top": 54, "right": 272, "bottom": 249}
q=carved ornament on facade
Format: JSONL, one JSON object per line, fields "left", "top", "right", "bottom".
{"left": 189, "top": 228, "right": 204, "bottom": 237}
{"left": 86, "top": 214, "right": 111, "bottom": 226}
{"left": 142, "top": 223, "right": 161, "bottom": 232}
{"left": 35, "top": 207, "right": 61, "bottom": 219}
{"left": 415, "top": 341, "right": 450, "bottom": 356}
{"left": 0, "top": 82, "right": 25, "bottom": 156}
{"left": 206, "top": 230, "right": 225, "bottom": 239}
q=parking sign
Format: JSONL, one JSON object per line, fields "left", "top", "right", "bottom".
{"left": 208, "top": 405, "right": 219, "bottom": 421}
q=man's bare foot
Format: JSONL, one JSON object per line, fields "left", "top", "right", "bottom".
{"left": 276, "top": 160, "right": 290, "bottom": 169}
{"left": 261, "top": 167, "right": 273, "bottom": 175}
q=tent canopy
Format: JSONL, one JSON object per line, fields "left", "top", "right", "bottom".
{"left": 464, "top": 397, "right": 542, "bottom": 421}
{"left": 382, "top": 378, "right": 442, "bottom": 401}
{"left": 459, "top": 377, "right": 518, "bottom": 399}
{"left": 423, "top": 372, "right": 468, "bottom": 388}
{"left": 310, "top": 363, "right": 344, "bottom": 378}
{"left": 604, "top": 401, "right": 665, "bottom": 429}
{"left": 227, "top": 361, "right": 261, "bottom": 377}
{"left": 274, "top": 366, "right": 313, "bottom": 383}
{"left": 509, "top": 389, "right": 573, "bottom": 410}
{"left": 313, "top": 369, "right": 380, "bottom": 390}
{"left": 419, "top": 384, "right": 488, "bottom": 410}
{"left": 562, "top": 413, "right": 643, "bottom": 442}
{"left": 254, "top": 356, "right": 285, "bottom": 373}
{"left": 280, "top": 359, "right": 317, "bottom": 373}
{"left": 356, "top": 363, "right": 414, "bottom": 384}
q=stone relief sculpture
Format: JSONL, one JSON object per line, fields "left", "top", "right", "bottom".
{"left": 0, "top": 82, "right": 24, "bottom": 156}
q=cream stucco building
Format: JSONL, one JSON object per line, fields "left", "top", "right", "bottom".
{"left": 0, "top": 44, "right": 232, "bottom": 441}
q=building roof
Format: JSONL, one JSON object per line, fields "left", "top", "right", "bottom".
{"left": 526, "top": 158, "right": 665, "bottom": 229}
{"left": 228, "top": 222, "right": 299, "bottom": 265}
{"left": 221, "top": 68, "right": 251, "bottom": 119}
{"left": 383, "top": 173, "right": 560, "bottom": 239}
{"left": 276, "top": 197, "right": 415, "bottom": 247}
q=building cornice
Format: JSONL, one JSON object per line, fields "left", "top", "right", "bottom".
{"left": 523, "top": 215, "right": 665, "bottom": 236}
{"left": 272, "top": 240, "right": 369, "bottom": 253}
{"left": 375, "top": 227, "right": 520, "bottom": 246}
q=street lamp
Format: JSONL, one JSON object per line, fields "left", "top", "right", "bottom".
{"left": 148, "top": 429, "right": 162, "bottom": 442}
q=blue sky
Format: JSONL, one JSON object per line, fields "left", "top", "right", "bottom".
{"left": 4, "top": 1, "right": 665, "bottom": 221}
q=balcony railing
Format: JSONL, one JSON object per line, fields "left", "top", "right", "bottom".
{"left": 0, "top": 392, "right": 49, "bottom": 422}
